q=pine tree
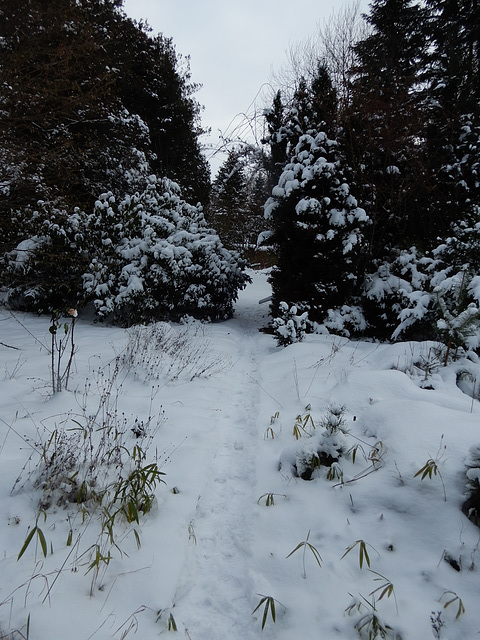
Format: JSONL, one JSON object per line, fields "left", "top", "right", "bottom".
{"left": 114, "top": 22, "right": 210, "bottom": 204}
{"left": 0, "top": 0, "right": 209, "bottom": 245}
{"left": 424, "top": 0, "right": 479, "bottom": 118}
{"left": 263, "top": 65, "right": 338, "bottom": 188}
{"left": 263, "top": 91, "right": 289, "bottom": 187}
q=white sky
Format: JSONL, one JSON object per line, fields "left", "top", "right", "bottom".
{"left": 122, "top": 0, "right": 368, "bottom": 174}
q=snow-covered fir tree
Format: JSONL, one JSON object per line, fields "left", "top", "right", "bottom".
{"left": 422, "top": 0, "right": 480, "bottom": 240}
{"left": 265, "top": 67, "right": 370, "bottom": 335}
{"left": 208, "top": 147, "right": 268, "bottom": 259}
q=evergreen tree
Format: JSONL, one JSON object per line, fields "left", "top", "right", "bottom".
{"left": 209, "top": 149, "right": 250, "bottom": 252}
{"left": 346, "top": 0, "right": 429, "bottom": 255}
{"left": 424, "top": 0, "right": 480, "bottom": 118}
{"left": 263, "top": 66, "right": 337, "bottom": 188}
{"left": 0, "top": 0, "right": 145, "bottom": 241}
{"left": 113, "top": 20, "right": 211, "bottom": 204}
{"left": 388, "top": 0, "right": 480, "bottom": 345}
{"left": 342, "top": 0, "right": 437, "bottom": 338}
{"left": 263, "top": 91, "right": 289, "bottom": 186}
{"left": 265, "top": 68, "right": 369, "bottom": 334}
{"left": 0, "top": 0, "right": 213, "bottom": 314}
{"left": 422, "top": 0, "right": 480, "bottom": 238}
{"left": 209, "top": 147, "right": 269, "bottom": 258}
{"left": 0, "top": 0, "right": 209, "bottom": 248}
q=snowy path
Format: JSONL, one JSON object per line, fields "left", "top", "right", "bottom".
{"left": 172, "top": 272, "right": 271, "bottom": 638}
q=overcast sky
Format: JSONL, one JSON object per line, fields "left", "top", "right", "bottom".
{"left": 123, "top": 0, "right": 368, "bottom": 174}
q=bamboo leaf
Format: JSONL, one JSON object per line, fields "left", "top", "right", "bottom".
{"left": 361, "top": 543, "right": 370, "bottom": 568}
{"left": 414, "top": 464, "right": 427, "bottom": 478}
{"left": 168, "top": 613, "right": 177, "bottom": 631}
{"left": 308, "top": 543, "right": 323, "bottom": 567}
{"left": 286, "top": 542, "right": 304, "bottom": 558}
{"left": 18, "top": 527, "right": 37, "bottom": 560}
{"left": 127, "top": 500, "right": 139, "bottom": 524}
{"left": 270, "top": 598, "right": 276, "bottom": 623}
{"left": 252, "top": 596, "right": 267, "bottom": 615}
{"left": 341, "top": 542, "right": 356, "bottom": 561}
{"left": 133, "top": 528, "right": 142, "bottom": 549}
{"left": 261, "top": 602, "right": 269, "bottom": 630}
{"left": 377, "top": 585, "right": 393, "bottom": 601}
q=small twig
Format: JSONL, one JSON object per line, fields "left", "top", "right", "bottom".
{"left": 1, "top": 417, "right": 37, "bottom": 451}
{"left": 9, "top": 310, "right": 49, "bottom": 350}
{"left": 293, "top": 357, "right": 300, "bottom": 401}
{"left": 333, "top": 464, "right": 381, "bottom": 488}
{"left": 0, "top": 341, "right": 19, "bottom": 350}
{"left": 247, "top": 373, "right": 283, "bottom": 408}
{"left": 42, "top": 532, "right": 83, "bottom": 603}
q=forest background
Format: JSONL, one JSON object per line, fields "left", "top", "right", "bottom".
{"left": 0, "top": 0, "right": 479, "bottom": 349}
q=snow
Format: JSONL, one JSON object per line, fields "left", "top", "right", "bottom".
{"left": 7, "top": 237, "right": 45, "bottom": 271}
{"left": 1, "top": 270, "right": 480, "bottom": 639}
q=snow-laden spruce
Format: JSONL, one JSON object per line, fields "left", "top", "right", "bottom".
{"left": 266, "top": 130, "right": 370, "bottom": 335}
{"left": 83, "top": 176, "right": 250, "bottom": 324}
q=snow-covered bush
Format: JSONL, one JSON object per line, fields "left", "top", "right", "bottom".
{"left": 4, "top": 203, "right": 89, "bottom": 312}
{"left": 5, "top": 176, "right": 250, "bottom": 324}
{"left": 434, "top": 273, "right": 480, "bottom": 357}
{"left": 463, "top": 444, "right": 480, "bottom": 525}
{"left": 83, "top": 176, "right": 250, "bottom": 325}
{"left": 279, "top": 405, "right": 353, "bottom": 481}
{"left": 322, "top": 304, "right": 367, "bottom": 338}
{"left": 363, "top": 248, "right": 435, "bottom": 341}
{"left": 426, "top": 214, "right": 480, "bottom": 354}
{"left": 272, "top": 301, "right": 308, "bottom": 346}
{"left": 364, "top": 243, "right": 480, "bottom": 354}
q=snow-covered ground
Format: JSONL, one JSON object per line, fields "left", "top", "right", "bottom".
{"left": 1, "top": 269, "right": 480, "bottom": 639}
